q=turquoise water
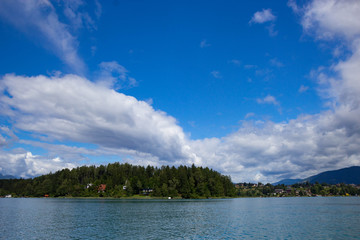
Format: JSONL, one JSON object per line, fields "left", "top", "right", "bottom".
{"left": 1, "top": 197, "right": 360, "bottom": 239}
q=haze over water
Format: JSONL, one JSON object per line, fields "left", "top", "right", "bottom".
{"left": 1, "top": 197, "right": 360, "bottom": 239}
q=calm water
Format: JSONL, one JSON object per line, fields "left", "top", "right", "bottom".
{"left": 1, "top": 197, "right": 360, "bottom": 239}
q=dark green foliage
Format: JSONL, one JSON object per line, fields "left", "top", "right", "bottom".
{"left": 0, "top": 163, "right": 236, "bottom": 198}
{"left": 235, "top": 181, "right": 360, "bottom": 197}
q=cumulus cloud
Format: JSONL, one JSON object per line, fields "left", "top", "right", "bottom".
{"left": 257, "top": 95, "right": 279, "bottom": 106}
{"left": 193, "top": 112, "right": 360, "bottom": 183}
{"left": 0, "top": 0, "right": 101, "bottom": 74}
{"left": 250, "top": 9, "right": 276, "bottom": 24}
{"left": 0, "top": 149, "right": 76, "bottom": 178}
{"left": 301, "top": 0, "right": 360, "bottom": 41}
{"left": 192, "top": 0, "right": 360, "bottom": 182}
{"left": 205, "top": 0, "right": 360, "bottom": 182}
{"left": 0, "top": 74, "right": 199, "bottom": 166}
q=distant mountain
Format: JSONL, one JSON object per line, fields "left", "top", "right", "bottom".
{"left": 0, "top": 173, "right": 16, "bottom": 179}
{"left": 273, "top": 179, "right": 302, "bottom": 186}
{"left": 274, "top": 166, "right": 360, "bottom": 185}
{"left": 305, "top": 166, "right": 360, "bottom": 185}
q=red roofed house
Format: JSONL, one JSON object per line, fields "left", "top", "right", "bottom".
{"left": 98, "top": 184, "right": 106, "bottom": 193}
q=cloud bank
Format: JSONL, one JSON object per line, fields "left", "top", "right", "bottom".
{"left": 0, "top": 74, "right": 198, "bottom": 163}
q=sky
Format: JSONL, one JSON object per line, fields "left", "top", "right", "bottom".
{"left": 0, "top": 0, "right": 360, "bottom": 183}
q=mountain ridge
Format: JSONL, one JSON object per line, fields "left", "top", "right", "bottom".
{"left": 0, "top": 173, "right": 16, "bottom": 179}
{"left": 273, "top": 166, "right": 360, "bottom": 185}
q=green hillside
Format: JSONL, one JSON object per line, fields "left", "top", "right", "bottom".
{"left": 0, "top": 163, "right": 235, "bottom": 198}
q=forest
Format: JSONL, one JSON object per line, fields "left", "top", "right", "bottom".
{"left": 0, "top": 163, "right": 236, "bottom": 198}
{"left": 234, "top": 182, "right": 360, "bottom": 197}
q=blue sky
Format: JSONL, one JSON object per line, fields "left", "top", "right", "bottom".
{"left": 0, "top": 0, "right": 360, "bottom": 183}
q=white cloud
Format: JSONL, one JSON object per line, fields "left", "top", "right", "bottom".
{"left": 61, "top": 0, "right": 97, "bottom": 31}
{"left": 192, "top": 112, "right": 360, "bottom": 183}
{"left": 0, "top": 149, "right": 76, "bottom": 178}
{"left": 0, "top": 0, "right": 101, "bottom": 74}
{"left": 287, "top": 0, "right": 301, "bottom": 14}
{"left": 97, "top": 61, "right": 138, "bottom": 89}
{"left": 194, "top": 5, "right": 360, "bottom": 181}
{"left": 0, "top": 126, "right": 18, "bottom": 147}
{"left": 249, "top": 9, "right": 276, "bottom": 24}
{"left": 200, "top": 39, "right": 211, "bottom": 48}
{"left": 266, "top": 23, "right": 278, "bottom": 37}
{"left": 299, "top": 85, "right": 309, "bottom": 93}
{"left": 270, "top": 58, "right": 284, "bottom": 67}
{"left": 244, "top": 64, "right": 258, "bottom": 69}
{"left": 257, "top": 95, "right": 279, "bottom": 106}
{"left": 229, "top": 59, "right": 241, "bottom": 66}
{"left": 211, "top": 71, "right": 222, "bottom": 79}
{"left": 145, "top": 98, "right": 154, "bottom": 105}
{"left": 244, "top": 112, "right": 255, "bottom": 119}
{"left": 94, "top": 0, "right": 102, "bottom": 19}
{"left": 301, "top": 0, "right": 360, "bottom": 41}
{"left": 250, "top": 9, "right": 277, "bottom": 36}
{"left": 0, "top": 74, "right": 198, "bottom": 166}
{"left": 19, "top": 139, "right": 95, "bottom": 162}
{"left": 1, "top": 55, "right": 360, "bottom": 182}
{"left": 0, "top": 135, "right": 6, "bottom": 148}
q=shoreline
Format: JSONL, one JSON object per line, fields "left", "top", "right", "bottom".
{"left": 2, "top": 195, "right": 358, "bottom": 200}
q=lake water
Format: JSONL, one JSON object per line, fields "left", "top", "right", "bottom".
{"left": 1, "top": 197, "right": 360, "bottom": 239}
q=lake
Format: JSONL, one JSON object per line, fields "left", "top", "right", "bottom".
{"left": 1, "top": 197, "right": 360, "bottom": 239}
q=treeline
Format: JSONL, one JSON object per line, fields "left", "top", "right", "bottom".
{"left": 291, "top": 182, "right": 360, "bottom": 196}
{"left": 235, "top": 183, "right": 276, "bottom": 197}
{"left": 235, "top": 182, "right": 360, "bottom": 197}
{"left": 0, "top": 163, "right": 236, "bottom": 198}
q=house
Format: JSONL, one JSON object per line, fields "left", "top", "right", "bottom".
{"left": 98, "top": 184, "right": 106, "bottom": 193}
{"left": 123, "top": 180, "right": 130, "bottom": 190}
{"left": 142, "top": 188, "right": 153, "bottom": 195}
{"left": 86, "top": 183, "right": 93, "bottom": 189}
{"left": 275, "top": 189, "right": 284, "bottom": 194}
